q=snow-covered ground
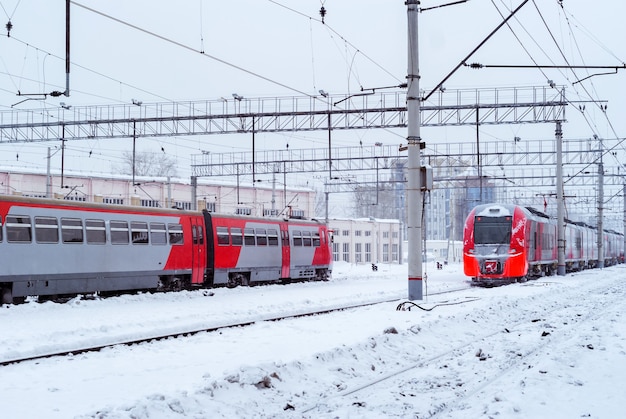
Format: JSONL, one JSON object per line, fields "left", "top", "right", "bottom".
{"left": 2, "top": 261, "right": 625, "bottom": 418}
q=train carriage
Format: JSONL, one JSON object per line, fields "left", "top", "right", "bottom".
{"left": 463, "top": 203, "right": 623, "bottom": 285}
{"left": 0, "top": 195, "right": 333, "bottom": 304}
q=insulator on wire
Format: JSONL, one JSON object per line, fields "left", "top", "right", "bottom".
{"left": 6, "top": 20, "right": 13, "bottom": 37}
{"left": 319, "top": 6, "right": 326, "bottom": 23}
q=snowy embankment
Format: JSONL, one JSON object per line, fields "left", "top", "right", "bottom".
{"left": 1, "top": 262, "right": 625, "bottom": 418}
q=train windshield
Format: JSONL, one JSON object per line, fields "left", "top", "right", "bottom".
{"left": 474, "top": 215, "right": 512, "bottom": 245}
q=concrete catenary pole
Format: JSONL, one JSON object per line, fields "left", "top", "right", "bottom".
{"left": 556, "top": 121, "right": 566, "bottom": 275}
{"left": 406, "top": 0, "right": 423, "bottom": 300}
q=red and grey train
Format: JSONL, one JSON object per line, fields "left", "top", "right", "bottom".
{"left": 463, "top": 203, "right": 624, "bottom": 285}
{"left": 0, "top": 195, "right": 333, "bottom": 304}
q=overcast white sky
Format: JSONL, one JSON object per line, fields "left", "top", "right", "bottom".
{"left": 0, "top": 0, "right": 625, "bottom": 215}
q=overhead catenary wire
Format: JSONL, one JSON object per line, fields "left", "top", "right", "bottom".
{"left": 70, "top": 1, "right": 313, "bottom": 99}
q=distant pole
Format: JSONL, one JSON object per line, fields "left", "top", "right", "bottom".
{"left": 556, "top": 121, "right": 565, "bottom": 275}
{"left": 406, "top": 0, "right": 423, "bottom": 300}
{"left": 623, "top": 183, "right": 625, "bottom": 263}
{"left": 597, "top": 137, "right": 604, "bottom": 269}
{"left": 46, "top": 147, "right": 52, "bottom": 198}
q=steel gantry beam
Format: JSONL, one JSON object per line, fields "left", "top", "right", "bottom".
{"left": 190, "top": 138, "right": 624, "bottom": 188}
{"left": 0, "top": 86, "right": 566, "bottom": 143}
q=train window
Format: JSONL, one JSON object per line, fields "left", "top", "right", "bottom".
{"left": 6, "top": 215, "right": 32, "bottom": 243}
{"left": 192, "top": 225, "right": 198, "bottom": 244}
{"left": 244, "top": 228, "right": 255, "bottom": 246}
{"left": 168, "top": 224, "right": 184, "bottom": 245}
{"left": 150, "top": 223, "right": 167, "bottom": 245}
{"left": 197, "top": 225, "right": 204, "bottom": 245}
{"left": 0, "top": 216, "right": 2, "bottom": 242}
{"left": 61, "top": 218, "right": 84, "bottom": 243}
{"left": 256, "top": 228, "right": 267, "bottom": 246}
{"left": 131, "top": 221, "right": 149, "bottom": 244}
{"left": 231, "top": 227, "right": 243, "bottom": 246}
{"left": 217, "top": 226, "right": 230, "bottom": 246}
{"left": 292, "top": 230, "right": 302, "bottom": 246}
{"left": 267, "top": 229, "right": 278, "bottom": 246}
{"left": 313, "top": 232, "right": 321, "bottom": 247}
{"left": 474, "top": 216, "right": 512, "bottom": 245}
{"left": 34, "top": 216, "right": 59, "bottom": 243}
{"left": 281, "top": 230, "right": 289, "bottom": 247}
{"left": 110, "top": 220, "right": 130, "bottom": 244}
{"left": 86, "top": 219, "right": 106, "bottom": 244}
{"left": 302, "top": 231, "right": 312, "bottom": 247}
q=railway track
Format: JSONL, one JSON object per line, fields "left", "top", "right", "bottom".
{"left": 0, "top": 284, "right": 472, "bottom": 367}
{"left": 299, "top": 275, "right": 626, "bottom": 417}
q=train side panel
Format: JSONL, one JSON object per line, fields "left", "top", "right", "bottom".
{"left": 0, "top": 197, "right": 204, "bottom": 301}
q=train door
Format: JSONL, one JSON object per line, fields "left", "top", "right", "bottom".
{"left": 280, "top": 224, "right": 290, "bottom": 278}
{"left": 190, "top": 217, "right": 206, "bottom": 285}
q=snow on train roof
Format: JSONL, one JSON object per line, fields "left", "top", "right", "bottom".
{"left": 475, "top": 204, "right": 513, "bottom": 217}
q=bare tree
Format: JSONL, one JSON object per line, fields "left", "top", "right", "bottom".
{"left": 115, "top": 151, "right": 178, "bottom": 178}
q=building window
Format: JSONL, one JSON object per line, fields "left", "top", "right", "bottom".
{"left": 140, "top": 199, "right": 160, "bottom": 208}
{"left": 392, "top": 244, "right": 398, "bottom": 262}
{"left": 205, "top": 201, "right": 216, "bottom": 212}
{"left": 343, "top": 242, "right": 350, "bottom": 262}
{"left": 236, "top": 207, "right": 252, "bottom": 215}
{"left": 355, "top": 230, "right": 362, "bottom": 237}
{"left": 365, "top": 231, "right": 371, "bottom": 237}
{"left": 264, "top": 209, "right": 280, "bottom": 217}
{"left": 383, "top": 231, "right": 389, "bottom": 239}
{"left": 104, "top": 197, "right": 124, "bottom": 205}
{"left": 174, "top": 201, "right": 192, "bottom": 210}
{"left": 383, "top": 243, "right": 389, "bottom": 262}
{"left": 342, "top": 230, "right": 350, "bottom": 236}
{"left": 355, "top": 243, "right": 362, "bottom": 263}
{"left": 333, "top": 242, "right": 340, "bottom": 262}
{"left": 365, "top": 243, "right": 371, "bottom": 262}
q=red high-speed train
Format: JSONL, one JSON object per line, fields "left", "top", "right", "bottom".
{"left": 0, "top": 195, "right": 333, "bottom": 304}
{"left": 463, "top": 203, "right": 624, "bottom": 285}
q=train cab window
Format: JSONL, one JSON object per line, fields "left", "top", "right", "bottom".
{"left": 197, "top": 225, "right": 204, "bottom": 245}
{"left": 149, "top": 222, "right": 167, "bottom": 245}
{"left": 267, "top": 229, "right": 278, "bottom": 246}
{"left": 168, "top": 224, "right": 184, "bottom": 245}
{"left": 217, "top": 226, "right": 230, "bottom": 245}
{"left": 292, "top": 230, "right": 302, "bottom": 246}
{"left": 313, "top": 232, "right": 321, "bottom": 247}
{"left": 86, "top": 219, "right": 106, "bottom": 244}
{"left": 231, "top": 227, "right": 243, "bottom": 246}
{"left": 256, "top": 228, "right": 267, "bottom": 246}
{"left": 474, "top": 216, "right": 512, "bottom": 245}
{"left": 302, "top": 231, "right": 312, "bottom": 247}
{"left": 34, "top": 216, "right": 59, "bottom": 243}
{"left": 244, "top": 228, "right": 255, "bottom": 246}
{"left": 6, "top": 215, "right": 32, "bottom": 243}
{"left": 110, "top": 220, "right": 129, "bottom": 244}
{"left": 131, "top": 221, "right": 149, "bottom": 244}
